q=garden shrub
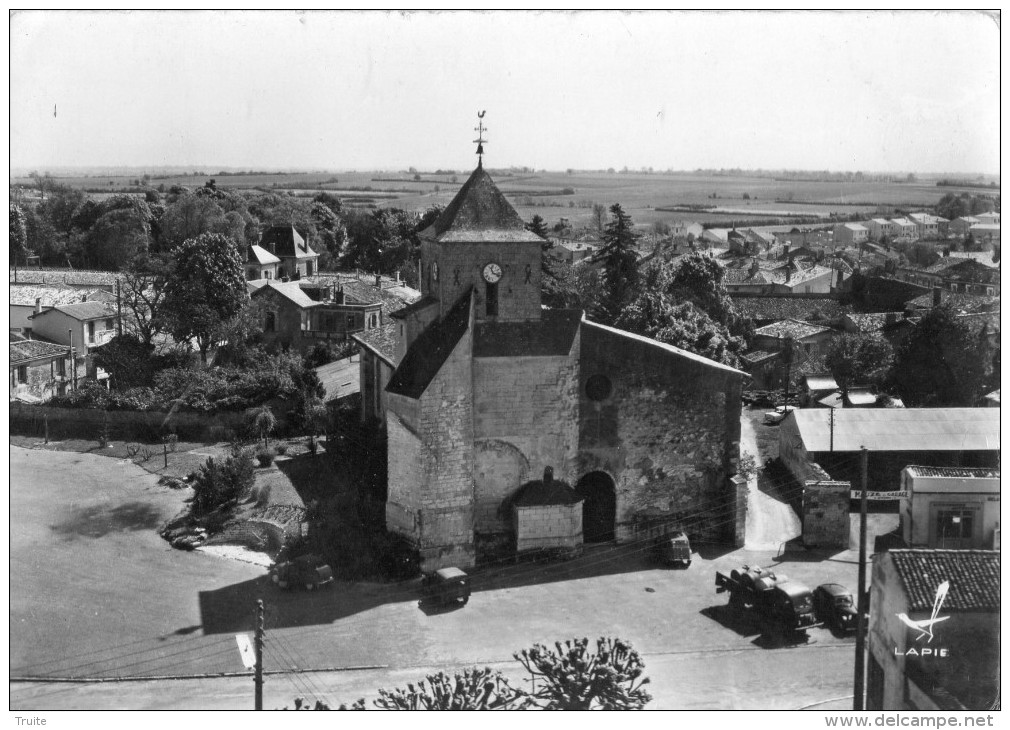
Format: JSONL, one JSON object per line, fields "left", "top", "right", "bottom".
{"left": 256, "top": 449, "right": 276, "bottom": 468}
{"left": 191, "top": 450, "right": 255, "bottom": 516}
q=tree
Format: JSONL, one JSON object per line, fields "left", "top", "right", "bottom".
{"left": 373, "top": 667, "right": 520, "bottom": 710}
{"left": 591, "top": 202, "right": 606, "bottom": 232}
{"left": 890, "top": 305, "right": 993, "bottom": 406}
{"left": 9, "top": 203, "right": 28, "bottom": 266}
{"left": 515, "top": 637, "right": 652, "bottom": 710}
{"left": 668, "top": 250, "right": 739, "bottom": 330}
{"left": 613, "top": 257, "right": 744, "bottom": 367}
{"left": 250, "top": 405, "right": 277, "bottom": 450}
{"left": 162, "top": 233, "right": 247, "bottom": 364}
{"left": 157, "top": 193, "right": 229, "bottom": 251}
{"left": 526, "top": 214, "right": 548, "bottom": 238}
{"left": 120, "top": 254, "right": 172, "bottom": 347}
{"left": 593, "top": 204, "right": 640, "bottom": 320}
{"left": 824, "top": 333, "right": 894, "bottom": 399}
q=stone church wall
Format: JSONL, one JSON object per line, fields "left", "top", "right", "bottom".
{"left": 472, "top": 345, "right": 580, "bottom": 533}
{"left": 578, "top": 322, "right": 743, "bottom": 542}
{"left": 414, "top": 323, "right": 476, "bottom": 569}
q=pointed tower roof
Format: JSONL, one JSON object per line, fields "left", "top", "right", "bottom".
{"left": 419, "top": 165, "right": 544, "bottom": 244}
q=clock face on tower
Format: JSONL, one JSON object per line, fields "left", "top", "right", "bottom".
{"left": 482, "top": 262, "right": 503, "bottom": 283}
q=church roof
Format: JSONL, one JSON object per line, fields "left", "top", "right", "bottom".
{"left": 419, "top": 165, "right": 545, "bottom": 244}
{"left": 386, "top": 291, "right": 472, "bottom": 399}
{"left": 474, "top": 309, "right": 582, "bottom": 357}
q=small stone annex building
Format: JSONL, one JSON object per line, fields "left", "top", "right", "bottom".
{"left": 359, "top": 159, "right": 745, "bottom": 570}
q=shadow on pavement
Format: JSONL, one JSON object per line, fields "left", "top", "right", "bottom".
{"left": 198, "top": 575, "right": 408, "bottom": 635}
{"left": 699, "top": 604, "right": 762, "bottom": 638}
{"left": 49, "top": 502, "right": 166, "bottom": 540}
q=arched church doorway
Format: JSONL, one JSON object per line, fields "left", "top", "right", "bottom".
{"left": 576, "top": 471, "right": 616, "bottom": 542}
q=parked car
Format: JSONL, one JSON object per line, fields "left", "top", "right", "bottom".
{"left": 270, "top": 554, "right": 334, "bottom": 591}
{"left": 763, "top": 405, "right": 796, "bottom": 425}
{"left": 652, "top": 531, "right": 692, "bottom": 568}
{"left": 813, "top": 583, "right": 858, "bottom": 633}
{"left": 422, "top": 567, "right": 470, "bottom": 606}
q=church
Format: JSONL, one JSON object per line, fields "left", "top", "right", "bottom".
{"left": 354, "top": 147, "right": 745, "bottom": 571}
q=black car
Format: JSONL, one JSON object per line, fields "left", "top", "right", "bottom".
{"left": 813, "top": 583, "right": 858, "bottom": 633}
{"left": 422, "top": 567, "right": 470, "bottom": 606}
{"left": 652, "top": 531, "right": 692, "bottom": 568}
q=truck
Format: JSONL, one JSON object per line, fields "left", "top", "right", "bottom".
{"left": 715, "top": 565, "right": 820, "bottom": 635}
{"left": 270, "top": 554, "right": 334, "bottom": 591}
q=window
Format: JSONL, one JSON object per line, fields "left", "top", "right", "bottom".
{"left": 485, "top": 281, "right": 498, "bottom": 317}
{"left": 88, "top": 322, "right": 96, "bottom": 343}
{"left": 265, "top": 311, "right": 276, "bottom": 333}
{"left": 56, "top": 358, "right": 66, "bottom": 376}
{"left": 585, "top": 374, "right": 613, "bottom": 401}
{"left": 17, "top": 365, "right": 28, "bottom": 384}
{"left": 105, "top": 318, "right": 114, "bottom": 330}
{"left": 248, "top": 269, "right": 257, "bottom": 281}
{"left": 305, "top": 261, "right": 314, "bottom": 276}
{"left": 369, "top": 314, "right": 377, "bottom": 328}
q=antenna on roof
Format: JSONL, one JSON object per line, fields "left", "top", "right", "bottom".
{"left": 474, "top": 111, "right": 487, "bottom": 167}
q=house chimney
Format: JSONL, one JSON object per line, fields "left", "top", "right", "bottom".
{"left": 783, "top": 244, "right": 790, "bottom": 259}
{"left": 81, "top": 294, "right": 88, "bottom": 303}
{"left": 375, "top": 274, "right": 381, "bottom": 288}
{"left": 933, "top": 287, "right": 942, "bottom": 306}
{"left": 786, "top": 266, "right": 792, "bottom": 283}
{"left": 749, "top": 259, "right": 760, "bottom": 277}
{"left": 34, "top": 297, "right": 42, "bottom": 315}
{"left": 543, "top": 466, "right": 553, "bottom": 486}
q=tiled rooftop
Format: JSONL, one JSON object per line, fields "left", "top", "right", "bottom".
{"left": 352, "top": 322, "right": 397, "bottom": 365}
{"left": 10, "top": 338, "right": 71, "bottom": 364}
{"left": 10, "top": 268, "right": 122, "bottom": 287}
{"left": 10, "top": 284, "right": 115, "bottom": 307}
{"left": 888, "top": 549, "right": 1000, "bottom": 613}
{"left": 754, "top": 318, "right": 833, "bottom": 340}
{"left": 904, "top": 465, "right": 1000, "bottom": 479}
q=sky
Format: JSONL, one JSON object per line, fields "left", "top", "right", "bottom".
{"left": 9, "top": 10, "right": 1002, "bottom": 175}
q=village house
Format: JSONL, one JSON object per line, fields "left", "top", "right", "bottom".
{"left": 947, "top": 216, "right": 979, "bottom": 238}
{"left": 361, "top": 159, "right": 746, "bottom": 571}
{"left": 250, "top": 273, "right": 419, "bottom": 353}
{"left": 896, "top": 257, "right": 999, "bottom": 296}
{"left": 833, "top": 222, "right": 869, "bottom": 246}
{"left": 28, "top": 300, "right": 119, "bottom": 357}
{"left": 10, "top": 284, "right": 115, "bottom": 332}
{"left": 907, "top": 213, "right": 948, "bottom": 240}
{"left": 904, "top": 288, "right": 999, "bottom": 316}
{"left": 867, "top": 550, "right": 999, "bottom": 710}
{"left": 25, "top": 300, "right": 120, "bottom": 384}
{"left": 245, "top": 243, "right": 282, "bottom": 281}
{"left": 10, "top": 332, "right": 73, "bottom": 402}
{"left": 889, "top": 217, "right": 918, "bottom": 242}
{"left": 840, "top": 311, "right": 915, "bottom": 347}
{"left": 967, "top": 223, "right": 1000, "bottom": 247}
{"left": 975, "top": 210, "right": 999, "bottom": 226}
{"left": 259, "top": 225, "right": 320, "bottom": 280}
{"left": 741, "top": 319, "right": 835, "bottom": 390}
{"left": 898, "top": 466, "right": 1000, "bottom": 550}
{"left": 866, "top": 218, "right": 897, "bottom": 242}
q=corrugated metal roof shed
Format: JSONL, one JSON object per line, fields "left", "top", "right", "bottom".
{"left": 787, "top": 407, "right": 1000, "bottom": 453}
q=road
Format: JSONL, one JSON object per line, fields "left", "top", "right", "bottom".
{"left": 740, "top": 413, "right": 801, "bottom": 549}
{"left": 10, "top": 444, "right": 864, "bottom": 710}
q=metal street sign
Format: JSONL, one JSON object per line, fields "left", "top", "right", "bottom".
{"left": 235, "top": 633, "right": 257, "bottom": 669}
{"left": 850, "top": 490, "right": 909, "bottom": 500}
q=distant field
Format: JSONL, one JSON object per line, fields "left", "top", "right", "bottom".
{"left": 11, "top": 169, "right": 991, "bottom": 230}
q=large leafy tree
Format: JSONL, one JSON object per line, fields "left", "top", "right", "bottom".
{"left": 825, "top": 333, "right": 894, "bottom": 398}
{"left": 890, "top": 305, "right": 994, "bottom": 406}
{"left": 9, "top": 203, "right": 28, "bottom": 266}
{"left": 614, "top": 258, "right": 744, "bottom": 366}
{"left": 163, "top": 233, "right": 247, "bottom": 364}
{"left": 121, "top": 253, "right": 173, "bottom": 347}
{"left": 593, "top": 204, "right": 640, "bottom": 320}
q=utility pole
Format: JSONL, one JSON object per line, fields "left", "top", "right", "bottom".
{"left": 829, "top": 406, "right": 835, "bottom": 452}
{"left": 853, "top": 446, "right": 869, "bottom": 710}
{"left": 116, "top": 278, "right": 124, "bottom": 337}
{"left": 254, "top": 599, "right": 265, "bottom": 710}
{"left": 782, "top": 337, "right": 794, "bottom": 409}
{"left": 68, "top": 329, "right": 78, "bottom": 391}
